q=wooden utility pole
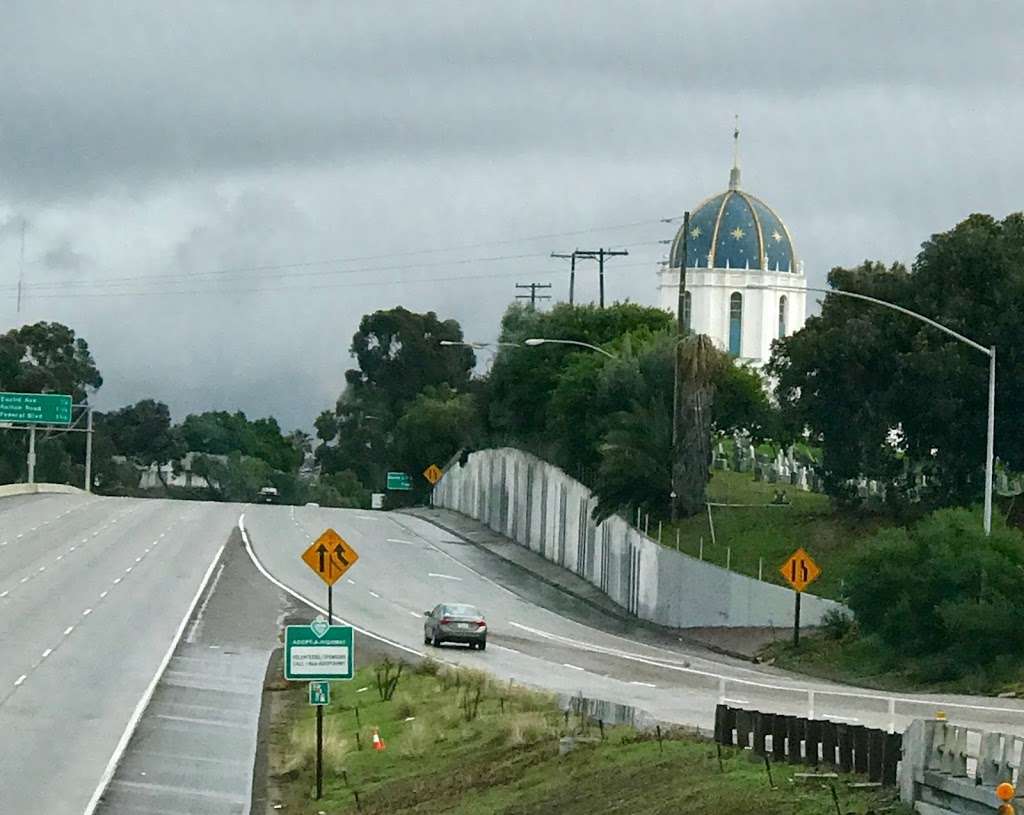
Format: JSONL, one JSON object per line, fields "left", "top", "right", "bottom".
{"left": 574, "top": 248, "right": 629, "bottom": 308}
{"left": 515, "top": 282, "right": 552, "bottom": 308}
{"left": 550, "top": 251, "right": 578, "bottom": 305}
{"left": 671, "top": 212, "right": 690, "bottom": 521}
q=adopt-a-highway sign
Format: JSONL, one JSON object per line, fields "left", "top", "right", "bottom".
{"left": 285, "top": 615, "right": 354, "bottom": 681}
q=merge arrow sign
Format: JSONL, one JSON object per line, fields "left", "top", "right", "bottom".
{"left": 301, "top": 529, "right": 359, "bottom": 586}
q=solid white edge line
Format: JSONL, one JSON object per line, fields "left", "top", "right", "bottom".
{"left": 237, "top": 512, "right": 421, "bottom": 658}
{"left": 82, "top": 537, "right": 227, "bottom": 815}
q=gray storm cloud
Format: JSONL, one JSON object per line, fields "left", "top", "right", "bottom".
{"left": 0, "top": 1, "right": 1020, "bottom": 430}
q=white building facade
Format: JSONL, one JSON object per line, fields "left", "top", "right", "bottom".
{"left": 657, "top": 160, "right": 807, "bottom": 364}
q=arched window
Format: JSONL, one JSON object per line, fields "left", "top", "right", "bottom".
{"left": 728, "top": 292, "right": 742, "bottom": 357}
{"left": 778, "top": 295, "right": 788, "bottom": 338}
{"left": 682, "top": 290, "right": 692, "bottom": 332}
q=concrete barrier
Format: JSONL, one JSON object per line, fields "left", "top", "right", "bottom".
{"left": 900, "top": 719, "right": 1021, "bottom": 814}
{"left": 433, "top": 447, "right": 843, "bottom": 629}
{"left": 0, "top": 482, "right": 86, "bottom": 499}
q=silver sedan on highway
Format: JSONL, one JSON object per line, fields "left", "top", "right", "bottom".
{"left": 423, "top": 603, "right": 488, "bottom": 650}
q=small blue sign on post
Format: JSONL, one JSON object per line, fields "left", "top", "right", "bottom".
{"left": 309, "top": 680, "right": 330, "bottom": 706}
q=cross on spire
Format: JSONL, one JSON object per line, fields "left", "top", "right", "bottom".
{"left": 729, "top": 115, "right": 741, "bottom": 190}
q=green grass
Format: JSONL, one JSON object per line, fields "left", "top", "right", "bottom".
{"left": 267, "top": 660, "right": 907, "bottom": 814}
{"left": 656, "top": 470, "right": 893, "bottom": 601}
{"left": 761, "top": 630, "right": 1024, "bottom": 697}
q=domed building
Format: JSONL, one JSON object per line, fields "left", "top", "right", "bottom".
{"left": 657, "top": 136, "right": 806, "bottom": 364}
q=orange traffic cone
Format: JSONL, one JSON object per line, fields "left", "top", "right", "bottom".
{"left": 372, "top": 727, "right": 385, "bottom": 752}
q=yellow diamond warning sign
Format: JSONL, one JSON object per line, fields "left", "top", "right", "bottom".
{"left": 301, "top": 528, "right": 359, "bottom": 586}
{"left": 780, "top": 548, "right": 821, "bottom": 593}
{"left": 422, "top": 464, "right": 443, "bottom": 485}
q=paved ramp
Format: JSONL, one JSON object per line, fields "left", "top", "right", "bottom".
{"left": 95, "top": 644, "right": 268, "bottom": 814}
{"left": 93, "top": 532, "right": 289, "bottom": 814}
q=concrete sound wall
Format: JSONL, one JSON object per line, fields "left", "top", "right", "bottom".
{"left": 433, "top": 448, "right": 843, "bottom": 629}
{"left": 0, "top": 483, "right": 85, "bottom": 499}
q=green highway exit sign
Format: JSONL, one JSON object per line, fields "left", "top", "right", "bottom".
{"left": 0, "top": 393, "right": 72, "bottom": 425}
{"left": 285, "top": 616, "right": 354, "bottom": 681}
{"left": 386, "top": 471, "right": 412, "bottom": 491}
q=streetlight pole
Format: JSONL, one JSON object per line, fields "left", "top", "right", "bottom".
{"left": 761, "top": 283, "right": 996, "bottom": 534}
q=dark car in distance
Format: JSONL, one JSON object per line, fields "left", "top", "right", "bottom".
{"left": 423, "top": 603, "right": 487, "bottom": 650}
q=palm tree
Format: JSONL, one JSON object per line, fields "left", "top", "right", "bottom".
{"left": 673, "top": 334, "right": 725, "bottom": 517}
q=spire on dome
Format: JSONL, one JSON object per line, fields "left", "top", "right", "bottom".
{"left": 729, "top": 115, "right": 741, "bottom": 190}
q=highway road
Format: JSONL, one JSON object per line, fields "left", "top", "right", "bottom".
{"left": 0, "top": 493, "right": 238, "bottom": 814}
{"left": 2, "top": 493, "right": 1022, "bottom": 814}
{"left": 243, "top": 503, "right": 1024, "bottom": 740}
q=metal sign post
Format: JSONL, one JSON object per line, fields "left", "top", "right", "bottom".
{"left": 296, "top": 529, "right": 360, "bottom": 801}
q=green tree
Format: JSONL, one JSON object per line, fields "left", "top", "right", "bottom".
{"left": 393, "top": 385, "right": 481, "bottom": 484}
{"left": 673, "top": 334, "right": 727, "bottom": 517}
{"left": 180, "top": 411, "right": 301, "bottom": 473}
{"left": 0, "top": 321, "right": 102, "bottom": 401}
{"left": 770, "top": 212, "right": 1024, "bottom": 511}
{"left": 192, "top": 451, "right": 272, "bottom": 502}
{"left": 345, "top": 307, "right": 475, "bottom": 413}
{"left": 845, "top": 508, "right": 1024, "bottom": 672}
{"left": 0, "top": 322, "right": 102, "bottom": 486}
{"left": 97, "top": 400, "right": 183, "bottom": 467}
{"left": 486, "top": 302, "right": 673, "bottom": 452}
{"left": 318, "top": 307, "right": 476, "bottom": 490}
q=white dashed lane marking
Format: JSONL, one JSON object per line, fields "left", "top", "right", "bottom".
{"left": 1, "top": 508, "right": 186, "bottom": 697}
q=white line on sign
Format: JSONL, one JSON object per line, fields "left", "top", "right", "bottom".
{"left": 428, "top": 573, "right": 463, "bottom": 581}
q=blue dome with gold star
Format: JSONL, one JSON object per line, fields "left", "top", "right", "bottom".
{"left": 669, "top": 168, "right": 797, "bottom": 273}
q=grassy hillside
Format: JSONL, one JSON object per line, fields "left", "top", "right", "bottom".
{"left": 264, "top": 659, "right": 906, "bottom": 814}
{"left": 660, "top": 470, "right": 891, "bottom": 601}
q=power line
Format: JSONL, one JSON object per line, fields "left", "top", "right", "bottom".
{"left": 515, "top": 282, "right": 552, "bottom": 308}
{"left": 0, "top": 252, "right": 668, "bottom": 302}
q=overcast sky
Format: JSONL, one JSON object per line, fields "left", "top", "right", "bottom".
{"left": 1, "top": 2, "right": 1021, "bottom": 431}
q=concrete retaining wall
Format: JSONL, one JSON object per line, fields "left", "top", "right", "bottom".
{"left": 0, "top": 482, "right": 86, "bottom": 499}
{"left": 433, "top": 448, "right": 843, "bottom": 629}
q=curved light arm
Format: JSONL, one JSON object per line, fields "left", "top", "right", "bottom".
{"left": 752, "top": 284, "right": 990, "bottom": 358}
{"left": 523, "top": 338, "right": 618, "bottom": 359}
{"left": 439, "top": 340, "right": 521, "bottom": 349}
